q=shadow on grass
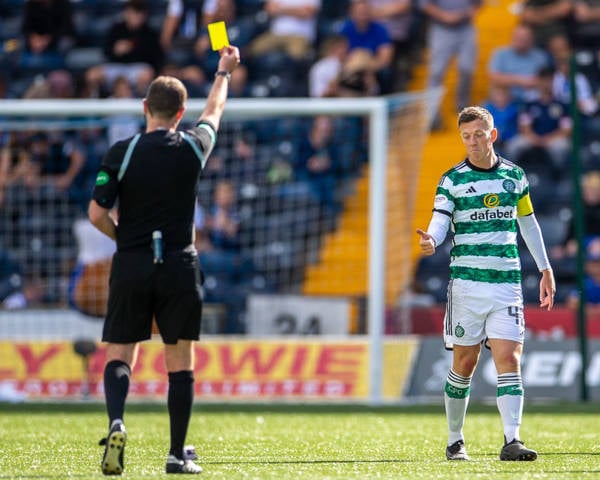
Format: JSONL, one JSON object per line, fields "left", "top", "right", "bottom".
{"left": 1, "top": 402, "right": 599, "bottom": 415}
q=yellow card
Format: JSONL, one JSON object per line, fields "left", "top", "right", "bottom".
{"left": 207, "top": 21, "right": 229, "bottom": 51}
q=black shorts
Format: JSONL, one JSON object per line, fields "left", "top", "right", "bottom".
{"left": 102, "top": 249, "right": 203, "bottom": 344}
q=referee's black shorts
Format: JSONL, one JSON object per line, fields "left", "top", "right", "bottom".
{"left": 102, "top": 248, "right": 203, "bottom": 345}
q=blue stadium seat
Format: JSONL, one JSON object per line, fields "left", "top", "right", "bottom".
{"left": 235, "top": 0, "right": 266, "bottom": 17}
{"left": 64, "top": 47, "right": 107, "bottom": 72}
{"left": 537, "top": 214, "right": 568, "bottom": 248}
{"left": 0, "top": 13, "right": 21, "bottom": 41}
{"left": 319, "top": 0, "right": 350, "bottom": 20}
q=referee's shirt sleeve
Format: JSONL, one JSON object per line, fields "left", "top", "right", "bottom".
{"left": 183, "top": 120, "right": 217, "bottom": 169}
{"left": 92, "top": 142, "right": 127, "bottom": 209}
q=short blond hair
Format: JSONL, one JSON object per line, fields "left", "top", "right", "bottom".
{"left": 457, "top": 106, "right": 494, "bottom": 130}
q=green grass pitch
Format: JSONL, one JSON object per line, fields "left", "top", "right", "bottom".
{"left": 0, "top": 403, "right": 598, "bottom": 479}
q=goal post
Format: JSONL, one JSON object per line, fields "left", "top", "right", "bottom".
{"left": 0, "top": 91, "right": 441, "bottom": 404}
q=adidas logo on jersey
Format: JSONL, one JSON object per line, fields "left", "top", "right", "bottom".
{"left": 466, "top": 186, "right": 477, "bottom": 194}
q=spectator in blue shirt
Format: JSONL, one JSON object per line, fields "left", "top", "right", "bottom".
{"left": 503, "top": 66, "right": 572, "bottom": 173}
{"left": 294, "top": 115, "right": 340, "bottom": 214}
{"left": 339, "top": 0, "right": 394, "bottom": 93}
{"left": 567, "top": 236, "right": 600, "bottom": 311}
{"left": 488, "top": 24, "right": 551, "bottom": 103}
{"left": 482, "top": 84, "right": 520, "bottom": 157}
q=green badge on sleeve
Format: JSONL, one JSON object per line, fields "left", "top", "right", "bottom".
{"left": 96, "top": 171, "right": 109, "bottom": 186}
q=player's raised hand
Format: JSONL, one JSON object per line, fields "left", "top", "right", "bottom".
{"left": 416, "top": 228, "right": 435, "bottom": 256}
{"left": 217, "top": 45, "right": 240, "bottom": 73}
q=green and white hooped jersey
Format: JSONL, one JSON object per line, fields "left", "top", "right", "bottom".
{"left": 434, "top": 158, "right": 534, "bottom": 285}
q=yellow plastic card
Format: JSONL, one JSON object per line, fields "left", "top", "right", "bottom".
{"left": 208, "top": 21, "right": 229, "bottom": 51}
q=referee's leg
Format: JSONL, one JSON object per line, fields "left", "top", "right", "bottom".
{"left": 104, "top": 343, "right": 138, "bottom": 427}
{"left": 101, "top": 343, "right": 137, "bottom": 475}
{"left": 164, "top": 341, "right": 197, "bottom": 464}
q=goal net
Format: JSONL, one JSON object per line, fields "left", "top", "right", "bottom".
{"left": 0, "top": 91, "right": 440, "bottom": 402}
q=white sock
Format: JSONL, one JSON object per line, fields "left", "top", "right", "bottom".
{"left": 496, "top": 372, "right": 523, "bottom": 443}
{"left": 444, "top": 369, "right": 471, "bottom": 446}
{"left": 110, "top": 418, "right": 123, "bottom": 429}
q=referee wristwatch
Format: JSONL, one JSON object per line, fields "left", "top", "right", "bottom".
{"left": 215, "top": 71, "right": 231, "bottom": 82}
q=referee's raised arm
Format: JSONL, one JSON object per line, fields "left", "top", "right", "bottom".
{"left": 198, "top": 45, "right": 240, "bottom": 131}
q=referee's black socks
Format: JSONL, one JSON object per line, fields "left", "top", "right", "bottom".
{"left": 103, "top": 360, "right": 131, "bottom": 427}
{"left": 168, "top": 370, "right": 194, "bottom": 460}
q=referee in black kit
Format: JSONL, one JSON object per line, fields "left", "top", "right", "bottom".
{"left": 89, "top": 45, "right": 240, "bottom": 475}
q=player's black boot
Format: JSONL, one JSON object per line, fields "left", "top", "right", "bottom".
{"left": 500, "top": 437, "right": 537, "bottom": 461}
{"left": 99, "top": 420, "right": 127, "bottom": 475}
{"left": 446, "top": 439, "right": 470, "bottom": 460}
{"left": 166, "top": 445, "right": 203, "bottom": 474}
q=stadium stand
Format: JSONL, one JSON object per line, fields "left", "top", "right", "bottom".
{"left": 1, "top": 0, "right": 599, "bottom": 330}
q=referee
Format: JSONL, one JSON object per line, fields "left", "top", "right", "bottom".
{"left": 89, "top": 45, "right": 240, "bottom": 475}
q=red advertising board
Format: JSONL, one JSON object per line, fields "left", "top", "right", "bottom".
{"left": 0, "top": 338, "right": 417, "bottom": 401}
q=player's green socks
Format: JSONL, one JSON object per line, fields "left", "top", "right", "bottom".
{"left": 496, "top": 372, "right": 523, "bottom": 443}
{"left": 444, "top": 369, "right": 471, "bottom": 445}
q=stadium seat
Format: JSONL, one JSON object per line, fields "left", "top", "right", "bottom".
{"left": 521, "top": 272, "right": 542, "bottom": 304}
{"left": 581, "top": 141, "right": 600, "bottom": 171}
{"left": 554, "top": 281, "right": 575, "bottom": 304}
{"left": 235, "top": 0, "right": 267, "bottom": 17}
{"left": 0, "top": 13, "right": 21, "bottom": 41}
{"left": 64, "top": 47, "right": 106, "bottom": 72}
{"left": 319, "top": 0, "right": 350, "bottom": 19}
{"left": 227, "top": 15, "right": 262, "bottom": 47}
{"left": 537, "top": 214, "right": 568, "bottom": 249}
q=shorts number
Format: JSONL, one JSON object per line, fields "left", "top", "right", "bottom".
{"left": 507, "top": 306, "right": 523, "bottom": 327}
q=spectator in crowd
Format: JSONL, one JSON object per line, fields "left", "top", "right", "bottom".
{"left": 0, "top": 133, "right": 37, "bottom": 206}
{"left": 566, "top": 236, "right": 600, "bottom": 312}
{"left": 248, "top": 0, "right": 321, "bottom": 61}
{"left": 106, "top": 76, "right": 141, "bottom": 147}
{"left": 419, "top": 0, "right": 481, "bottom": 128}
{"left": 203, "top": 180, "right": 242, "bottom": 251}
{"left": 86, "top": 0, "right": 164, "bottom": 97}
{"left": 339, "top": 0, "right": 394, "bottom": 93}
{"left": 519, "top": 0, "right": 572, "bottom": 48}
{"left": 25, "top": 131, "right": 89, "bottom": 207}
{"left": 551, "top": 48, "right": 599, "bottom": 117}
{"left": 293, "top": 115, "right": 340, "bottom": 214}
{"left": 546, "top": 33, "right": 600, "bottom": 137}
{"left": 160, "top": 0, "right": 203, "bottom": 53}
{"left": 546, "top": 29, "right": 571, "bottom": 60}
{"left": 0, "top": 75, "right": 8, "bottom": 99}
{"left": 331, "top": 47, "right": 380, "bottom": 97}
{"left": 196, "top": 180, "right": 254, "bottom": 333}
{"left": 160, "top": 62, "right": 208, "bottom": 98}
{"left": 482, "top": 84, "right": 520, "bottom": 157}
{"left": 193, "top": 0, "right": 239, "bottom": 75}
{"left": 0, "top": 248, "right": 43, "bottom": 309}
{"left": 370, "top": 0, "right": 416, "bottom": 91}
{"left": 68, "top": 215, "right": 116, "bottom": 318}
{"left": 552, "top": 170, "right": 600, "bottom": 260}
{"left": 309, "top": 34, "right": 349, "bottom": 97}
{"left": 488, "top": 23, "right": 551, "bottom": 103}
{"left": 161, "top": 0, "right": 247, "bottom": 95}
{"left": 22, "top": 69, "right": 75, "bottom": 99}
{"left": 503, "top": 66, "right": 572, "bottom": 173}
{"left": 228, "top": 64, "right": 251, "bottom": 97}
{"left": 20, "top": 0, "right": 75, "bottom": 72}
{"left": 571, "top": 0, "right": 600, "bottom": 50}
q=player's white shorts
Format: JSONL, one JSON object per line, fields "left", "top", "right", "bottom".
{"left": 443, "top": 278, "right": 525, "bottom": 349}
